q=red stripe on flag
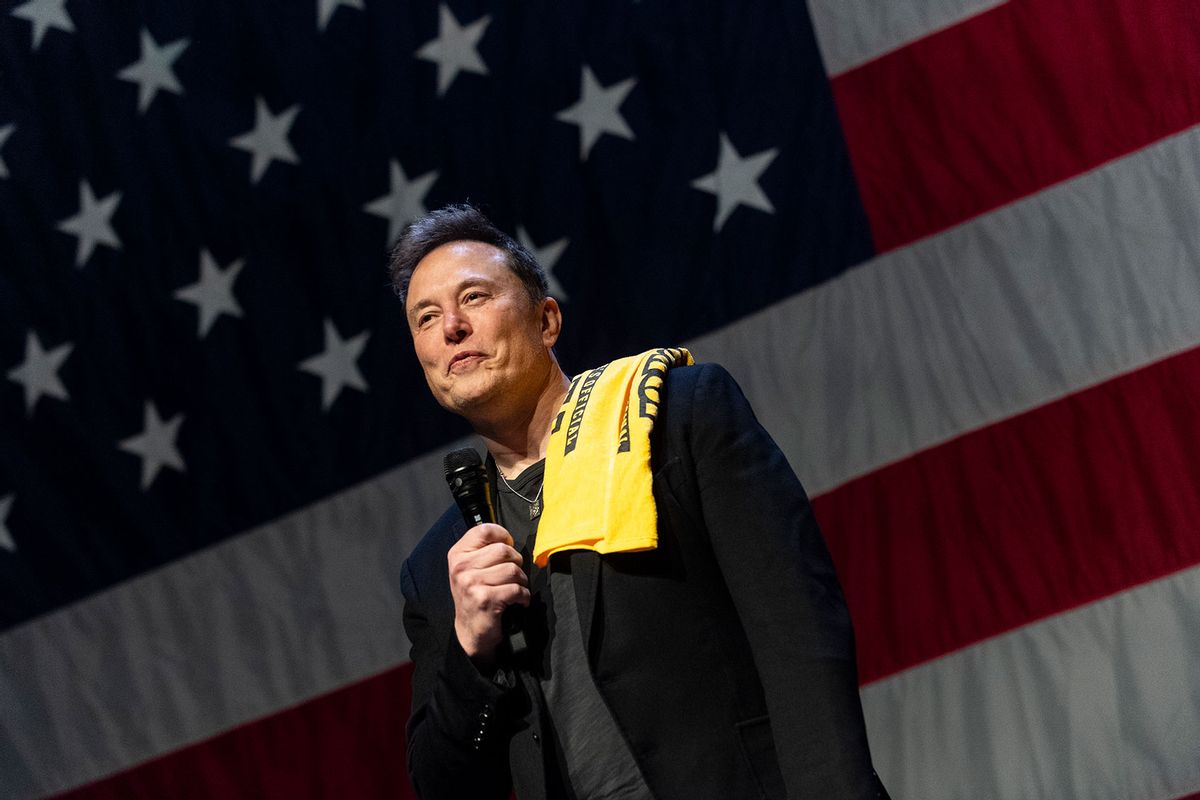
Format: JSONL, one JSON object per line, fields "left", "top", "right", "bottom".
{"left": 816, "top": 345, "right": 1200, "bottom": 684}
{"left": 51, "top": 664, "right": 417, "bottom": 800}
{"left": 831, "top": 0, "right": 1200, "bottom": 251}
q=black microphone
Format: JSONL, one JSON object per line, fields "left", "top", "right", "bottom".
{"left": 444, "top": 447, "right": 495, "bottom": 526}
{"left": 443, "top": 447, "right": 527, "bottom": 656}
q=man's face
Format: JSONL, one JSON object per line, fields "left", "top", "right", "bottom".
{"left": 406, "top": 240, "right": 560, "bottom": 419}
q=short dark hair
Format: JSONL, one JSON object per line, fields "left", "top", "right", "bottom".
{"left": 387, "top": 204, "right": 549, "bottom": 309}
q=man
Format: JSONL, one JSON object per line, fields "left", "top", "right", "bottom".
{"left": 393, "top": 204, "right": 889, "bottom": 800}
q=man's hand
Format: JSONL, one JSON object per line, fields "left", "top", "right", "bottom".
{"left": 448, "top": 523, "right": 530, "bottom": 666}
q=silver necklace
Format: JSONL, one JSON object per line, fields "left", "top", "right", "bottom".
{"left": 498, "top": 469, "right": 543, "bottom": 520}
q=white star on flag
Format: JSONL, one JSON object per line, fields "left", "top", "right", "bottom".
{"left": 415, "top": 4, "right": 491, "bottom": 96}
{"left": 7, "top": 331, "right": 72, "bottom": 417}
{"left": 11, "top": 0, "right": 73, "bottom": 50}
{"left": 299, "top": 320, "right": 370, "bottom": 411}
{"left": 229, "top": 97, "right": 302, "bottom": 184}
{"left": 517, "top": 226, "right": 570, "bottom": 301}
{"left": 690, "top": 133, "right": 779, "bottom": 232}
{"left": 0, "top": 125, "right": 15, "bottom": 179}
{"left": 317, "top": 0, "right": 362, "bottom": 31}
{"left": 556, "top": 66, "right": 637, "bottom": 161}
{"left": 56, "top": 180, "right": 122, "bottom": 267}
{"left": 0, "top": 495, "right": 14, "bottom": 553}
{"left": 174, "top": 250, "right": 245, "bottom": 338}
{"left": 117, "top": 29, "right": 189, "bottom": 113}
{"left": 119, "top": 402, "right": 186, "bottom": 490}
{"left": 363, "top": 160, "right": 439, "bottom": 243}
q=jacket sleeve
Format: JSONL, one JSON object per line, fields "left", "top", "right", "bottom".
{"left": 686, "top": 363, "right": 888, "bottom": 800}
{"left": 400, "top": 556, "right": 516, "bottom": 800}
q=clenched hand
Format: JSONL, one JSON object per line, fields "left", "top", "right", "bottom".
{"left": 448, "top": 523, "right": 530, "bottom": 666}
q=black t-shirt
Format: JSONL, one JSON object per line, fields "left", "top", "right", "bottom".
{"left": 494, "top": 459, "right": 653, "bottom": 800}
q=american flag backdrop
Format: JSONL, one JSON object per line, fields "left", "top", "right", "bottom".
{"left": 2, "top": 0, "right": 1199, "bottom": 797}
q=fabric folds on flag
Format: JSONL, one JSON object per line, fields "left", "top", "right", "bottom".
{"left": 1, "top": 1, "right": 1197, "bottom": 799}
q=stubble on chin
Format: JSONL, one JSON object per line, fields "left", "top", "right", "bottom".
{"left": 438, "top": 372, "right": 499, "bottom": 418}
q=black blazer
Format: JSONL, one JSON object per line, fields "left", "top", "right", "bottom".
{"left": 401, "top": 363, "right": 889, "bottom": 800}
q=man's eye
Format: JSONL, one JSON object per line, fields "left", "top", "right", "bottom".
{"left": 464, "top": 291, "right": 483, "bottom": 303}
{"left": 417, "top": 313, "right": 434, "bottom": 327}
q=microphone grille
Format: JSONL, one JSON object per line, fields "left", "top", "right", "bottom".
{"left": 443, "top": 447, "right": 483, "bottom": 479}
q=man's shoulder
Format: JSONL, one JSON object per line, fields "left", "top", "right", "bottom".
{"left": 663, "top": 360, "right": 744, "bottom": 414}
{"left": 663, "top": 359, "right": 735, "bottom": 391}
{"left": 646, "top": 362, "right": 751, "bottom": 461}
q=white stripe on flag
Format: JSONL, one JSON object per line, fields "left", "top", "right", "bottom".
{"left": 805, "top": 0, "right": 1008, "bottom": 75}
{"left": 694, "top": 124, "right": 1200, "bottom": 496}
{"left": 0, "top": 439, "right": 471, "bottom": 799}
{"left": 861, "top": 563, "right": 1200, "bottom": 800}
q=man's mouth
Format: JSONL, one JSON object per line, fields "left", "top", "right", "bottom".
{"left": 448, "top": 351, "right": 485, "bottom": 372}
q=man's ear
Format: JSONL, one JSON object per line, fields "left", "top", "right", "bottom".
{"left": 541, "top": 296, "right": 563, "bottom": 348}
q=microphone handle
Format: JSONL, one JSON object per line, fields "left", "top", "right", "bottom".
{"left": 464, "top": 498, "right": 527, "bottom": 657}
{"left": 495, "top": 512, "right": 527, "bottom": 657}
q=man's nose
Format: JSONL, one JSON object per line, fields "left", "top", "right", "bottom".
{"left": 442, "top": 310, "right": 470, "bottom": 341}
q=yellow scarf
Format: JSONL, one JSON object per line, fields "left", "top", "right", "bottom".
{"left": 533, "top": 347, "right": 694, "bottom": 567}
